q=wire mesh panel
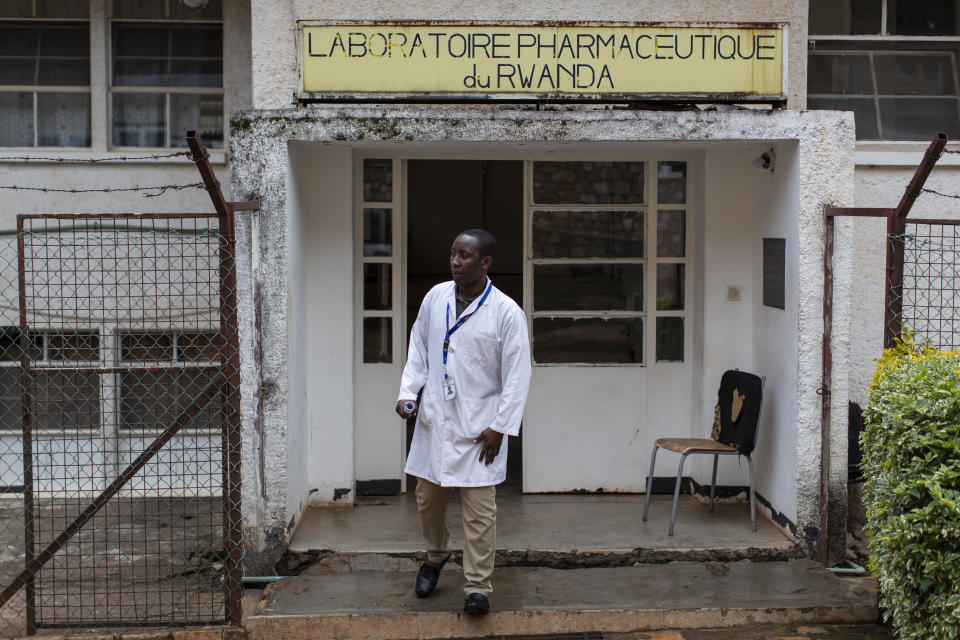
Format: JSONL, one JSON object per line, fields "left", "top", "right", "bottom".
{"left": 0, "top": 214, "right": 242, "bottom": 635}
{"left": 888, "top": 221, "right": 960, "bottom": 351}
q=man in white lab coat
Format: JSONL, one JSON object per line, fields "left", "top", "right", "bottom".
{"left": 395, "top": 229, "right": 531, "bottom": 615}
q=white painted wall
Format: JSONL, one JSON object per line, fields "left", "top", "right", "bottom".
{"left": 293, "top": 143, "right": 356, "bottom": 506}
{"left": 693, "top": 144, "right": 799, "bottom": 527}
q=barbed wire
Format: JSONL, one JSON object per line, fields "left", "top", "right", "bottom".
{"left": 1, "top": 152, "right": 193, "bottom": 163}
{"left": 942, "top": 148, "right": 960, "bottom": 154}
{"left": 0, "top": 183, "right": 206, "bottom": 198}
{"left": 921, "top": 187, "right": 960, "bottom": 200}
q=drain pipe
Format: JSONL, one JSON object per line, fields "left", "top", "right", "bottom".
{"left": 827, "top": 560, "right": 867, "bottom": 576}
{"left": 242, "top": 576, "right": 286, "bottom": 585}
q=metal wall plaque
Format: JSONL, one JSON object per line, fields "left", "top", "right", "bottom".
{"left": 298, "top": 22, "right": 785, "bottom": 102}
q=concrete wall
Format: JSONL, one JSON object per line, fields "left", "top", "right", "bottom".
{"left": 249, "top": 0, "right": 809, "bottom": 110}
{"left": 230, "top": 106, "right": 854, "bottom": 563}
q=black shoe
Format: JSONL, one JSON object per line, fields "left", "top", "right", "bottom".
{"left": 463, "top": 592, "right": 489, "bottom": 615}
{"left": 414, "top": 554, "right": 450, "bottom": 597}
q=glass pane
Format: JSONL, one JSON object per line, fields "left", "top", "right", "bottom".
{"left": 0, "top": 0, "right": 33, "bottom": 17}
{"left": 807, "top": 53, "right": 874, "bottom": 95}
{"left": 534, "top": 264, "right": 644, "bottom": 311}
{"left": 113, "top": 25, "right": 168, "bottom": 59}
{"left": 810, "top": 0, "right": 882, "bottom": 35}
{"left": 112, "top": 0, "right": 165, "bottom": 19}
{"left": 121, "top": 332, "right": 173, "bottom": 361}
{"left": 38, "top": 25, "right": 88, "bottom": 56}
{"left": 888, "top": 0, "right": 958, "bottom": 35}
{"left": 363, "top": 208, "right": 392, "bottom": 257}
{"left": 363, "top": 263, "right": 392, "bottom": 311}
{"left": 532, "top": 210, "right": 645, "bottom": 259}
{"left": 875, "top": 53, "right": 957, "bottom": 96}
{"left": 657, "top": 161, "right": 686, "bottom": 204}
{"left": 169, "top": 0, "right": 222, "bottom": 20}
{"left": 32, "top": 371, "right": 100, "bottom": 430}
{"left": 169, "top": 93, "right": 222, "bottom": 148}
{"left": 0, "top": 368, "right": 19, "bottom": 431}
{"left": 363, "top": 159, "right": 392, "bottom": 202}
{"left": 38, "top": 58, "right": 89, "bottom": 85}
{"left": 43, "top": 331, "right": 98, "bottom": 361}
{"left": 37, "top": 92, "right": 90, "bottom": 146}
{"left": 0, "top": 92, "right": 34, "bottom": 146}
{"left": 170, "top": 26, "right": 222, "bottom": 58}
{"left": 0, "top": 25, "right": 38, "bottom": 55}
{"left": 363, "top": 317, "right": 392, "bottom": 363}
{"left": 120, "top": 368, "right": 222, "bottom": 431}
{"left": 177, "top": 331, "right": 219, "bottom": 361}
{"left": 533, "top": 161, "right": 644, "bottom": 205}
{"left": 657, "top": 210, "right": 685, "bottom": 258}
{"left": 656, "top": 317, "right": 684, "bottom": 362}
{"left": 0, "top": 59, "right": 36, "bottom": 85}
{"left": 113, "top": 59, "right": 166, "bottom": 86}
{"left": 533, "top": 317, "right": 643, "bottom": 364}
{"left": 0, "top": 327, "right": 20, "bottom": 361}
{"left": 807, "top": 97, "right": 880, "bottom": 140}
{"left": 879, "top": 98, "right": 960, "bottom": 140}
{"left": 112, "top": 92, "right": 165, "bottom": 147}
{"left": 35, "top": 0, "right": 89, "bottom": 18}
{"left": 169, "top": 59, "right": 222, "bottom": 87}
{"left": 656, "top": 263, "right": 685, "bottom": 311}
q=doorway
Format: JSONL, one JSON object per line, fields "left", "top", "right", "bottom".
{"left": 405, "top": 160, "right": 524, "bottom": 488}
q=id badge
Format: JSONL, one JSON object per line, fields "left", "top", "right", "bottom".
{"left": 443, "top": 377, "right": 457, "bottom": 401}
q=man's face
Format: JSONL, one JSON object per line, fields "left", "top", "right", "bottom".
{"left": 450, "top": 234, "right": 490, "bottom": 287}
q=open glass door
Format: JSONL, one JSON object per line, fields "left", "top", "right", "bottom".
{"left": 353, "top": 156, "right": 405, "bottom": 495}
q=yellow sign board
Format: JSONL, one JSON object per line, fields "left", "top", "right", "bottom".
{"left": 300, "top": 23, "right": 784, "bottom": 97}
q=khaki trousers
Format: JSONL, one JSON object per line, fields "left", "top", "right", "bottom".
{"left": 415, "top": 477, "right": 496, "bottom": 597}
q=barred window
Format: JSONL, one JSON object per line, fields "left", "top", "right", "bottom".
{"left": 0, "top": 0, "right": 90, "bottom": 147}
{"left": 118, "top": 330, "right": 221, "bottom": 432}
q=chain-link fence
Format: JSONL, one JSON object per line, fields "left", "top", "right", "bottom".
{"left": 0, "top": 213, "right": 243, "bottom": 636}
{"left": 887, "top": 221, "right": 960, "bottom": 351}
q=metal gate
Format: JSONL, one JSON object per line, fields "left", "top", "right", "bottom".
{"left": 0, "top": 138, "right": 244, "bottom": 635}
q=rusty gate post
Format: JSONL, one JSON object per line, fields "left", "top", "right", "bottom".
{"left": 885, "top": 133, "right": 948, "bottom": 347}
{"left": 818, "top": 213, "right": 834, "bottom": 566}
{"left": 15, "top": 217, "right": 35, "bottom": 635}
{"left": 186, "top": 131, "right": 245, "bottom": 625}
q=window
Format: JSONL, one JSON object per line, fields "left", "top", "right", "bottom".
{"left": 118, "top": 330, "right": 221, "bottom": 431}
{"left": 110, "top": 0, "right": 223, "bottom": 148}
{"left": 0, "top": 0, "right": 91, "bottom": 147}
{"left": 360, "top": 158, "right": 395, "bottom": 364}
{"left": 528, "top": 160, "right": 689, "bottom": 364}
{"left": 0, "top": 0, "right": 225, "bottom": 150}
{"left": 0, "top": 328, "right": 101, "bottom": 431}
{"left": 809, "top": 0, "right": 960, "bottom": 140}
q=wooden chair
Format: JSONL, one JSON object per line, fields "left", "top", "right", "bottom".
{"left": 643, "top": 370, "right": 765, "bottom": 536}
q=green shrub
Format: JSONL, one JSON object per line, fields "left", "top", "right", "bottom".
{"left": 862, "top": 334, "right": 960, "bottom": 639}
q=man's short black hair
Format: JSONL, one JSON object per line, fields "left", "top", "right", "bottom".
{"left": 459, "top": 228, "right": 497, "bottom": 260}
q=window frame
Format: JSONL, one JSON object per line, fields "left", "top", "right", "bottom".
{"left": 524, "top": 156, "right": 692, "bottom": 367}
{"left": 0, "top": 11, "right": 92, "bottom": 149}
{"left": 107, "top": 1, "right": 224, "bottom": 150}
{"left": 115, "top": 327, "right": 222, "bottom": 436}
{"left": 808, "top": 0, "right": 960, "bottom": 143}
{"left": 0, "top": 0, "right": 227, "bottom": 152}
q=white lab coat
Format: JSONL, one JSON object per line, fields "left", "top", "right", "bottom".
{"left": 398, "top": 279, "right": 531, "bottom": 487}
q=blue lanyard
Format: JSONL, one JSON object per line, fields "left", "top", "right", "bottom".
{"left": 443, "top": 281, "right": 493, "bottom": 379}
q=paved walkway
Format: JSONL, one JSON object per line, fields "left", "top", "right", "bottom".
{"left": 463, "top": 625, "right": 892, "bottom": 639}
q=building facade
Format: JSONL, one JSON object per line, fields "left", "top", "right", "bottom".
{"left": 2, "top": 0, "right": 957, "bottom": 571}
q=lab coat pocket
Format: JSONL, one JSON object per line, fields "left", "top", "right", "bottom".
{"left": 459, "top": 331, "right": 499, "bottom": 370}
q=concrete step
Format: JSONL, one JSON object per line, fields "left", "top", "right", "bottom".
{"left": 247, "top": 560, "right": 878, "bottom": 640}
